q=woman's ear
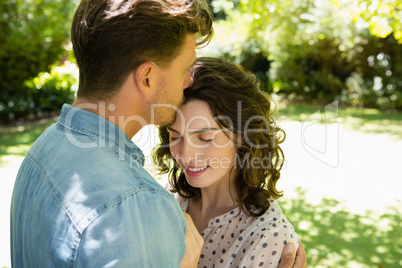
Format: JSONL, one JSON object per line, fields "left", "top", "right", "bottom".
{"left": 134, "top": 62, "right": 156, "bottom": 96}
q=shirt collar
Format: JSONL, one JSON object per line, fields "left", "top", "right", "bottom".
{"left": 57, "top": 103, "right": 145, "bottom": 166}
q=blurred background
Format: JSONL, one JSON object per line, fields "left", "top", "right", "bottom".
{"left": 0, "top": 0, "right": 401, "bottom": 267}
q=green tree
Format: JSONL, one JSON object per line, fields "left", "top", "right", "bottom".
{"left": 0, "top": 0, "right": 78, "bottom": 121}
{"left": 349, "top": 0, "right": 402, "bottom": 43}
{"left": 203, "top": 0, "right": 402, "bottom": 109}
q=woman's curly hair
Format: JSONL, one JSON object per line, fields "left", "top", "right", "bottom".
{"left": 152, "top": 57, "right": 286, "bottom": 217}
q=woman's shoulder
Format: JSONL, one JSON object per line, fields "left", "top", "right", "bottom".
{"left": 234, "top": 198, "right": 299, "bottom": 266}
{"left": 238, "top": 198, "right": 299, "bottom": 251}
{"left": 249, "top": 198, "right": 297, "bottom": 235}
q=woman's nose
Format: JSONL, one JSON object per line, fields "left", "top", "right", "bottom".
{"left": 180, "top": 139, "right": 198, "bottom": 163}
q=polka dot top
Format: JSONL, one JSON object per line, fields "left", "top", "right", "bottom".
{"left": 178, "top": 197, "right": 299, "bottom": 268}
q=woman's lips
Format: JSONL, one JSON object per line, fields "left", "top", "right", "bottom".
{"left": 184, "top": 166, "right": 209, "bottom": 177}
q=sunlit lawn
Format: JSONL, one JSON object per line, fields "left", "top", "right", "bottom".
{"left": 276, "top": 101, "right": 402, "bottom": 140}
{"left": 281, "top": 188, "right": 402, "bottom": 268}
{"left": 0, "top": 103, "right": 401, "bottom": 267}
{"left": 0, "top": 116, "right": 58, "bottom": 166}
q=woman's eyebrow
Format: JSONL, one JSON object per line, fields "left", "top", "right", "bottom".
{"left": 167, "top": 127, "right": 220, "bottom": 135}
{"left": 191, "top": 128, "right": 219, "bottom": 134}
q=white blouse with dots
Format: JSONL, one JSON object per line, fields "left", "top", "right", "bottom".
{"left": 177, "top": 196, "right": 299, "bottom": 268}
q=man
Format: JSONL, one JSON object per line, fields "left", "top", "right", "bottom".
{"left": 11, "top": 0, "right": 306, "bottom": 267}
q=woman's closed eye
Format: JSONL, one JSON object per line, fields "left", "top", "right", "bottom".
{"left": 199, "top": 136, "right": 214, "bottom": 143}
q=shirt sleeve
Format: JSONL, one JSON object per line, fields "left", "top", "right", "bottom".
{"left": 75, "top": 190, "right": 186, "bottom": 267}
{"left": 237, "top": 215, "right": 299, "bottom": 268}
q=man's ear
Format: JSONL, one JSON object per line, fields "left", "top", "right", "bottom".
{"left": 134, "top": 62, "right": 156, "bottom": 96}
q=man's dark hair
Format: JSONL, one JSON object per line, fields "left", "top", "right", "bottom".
{"left": 71, "top": 0, "right": 213, "bottom": 100}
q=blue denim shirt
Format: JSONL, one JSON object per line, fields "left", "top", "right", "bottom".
{"left": 10, "top": 104, "right": 186, "bottom": 267}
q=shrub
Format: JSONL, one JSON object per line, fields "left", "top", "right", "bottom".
{"left": 0, "top": 63, "right": 77, "bottom": 123}
{"left": 0, "top": 0, "right": 77, "bottom": 123}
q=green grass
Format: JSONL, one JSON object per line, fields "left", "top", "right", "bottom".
{"left": 281, "top": 188, "right": 402, "bottom": 268}
{"left": 0, "top": 116, "right": 58, "bottom": 165}
{"left": 276, "top": 102, "right": 402, "bottom": 140}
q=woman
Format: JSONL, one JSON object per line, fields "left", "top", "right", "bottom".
{"left": 153, "top": 57, "right": 298, "bottom": 267}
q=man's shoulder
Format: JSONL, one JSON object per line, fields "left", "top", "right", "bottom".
{"left": 20, "top": 124, "right": 174, "bottom": 226}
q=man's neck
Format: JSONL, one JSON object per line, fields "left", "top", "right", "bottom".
{"left": 73, "top": 97, "right": 147, "bottom": 139}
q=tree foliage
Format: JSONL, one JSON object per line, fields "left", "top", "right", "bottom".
{"left": 1, "top": 0, "right": 400, "bottom": 123}
{"left": 204, "top": 0, "right": 402, "bottom": 110}
{"left": 0, "top": 0, "right": 77, "bottom": 122}
{"left": 349, "top": 0, "right": 402, "bottom": 43}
